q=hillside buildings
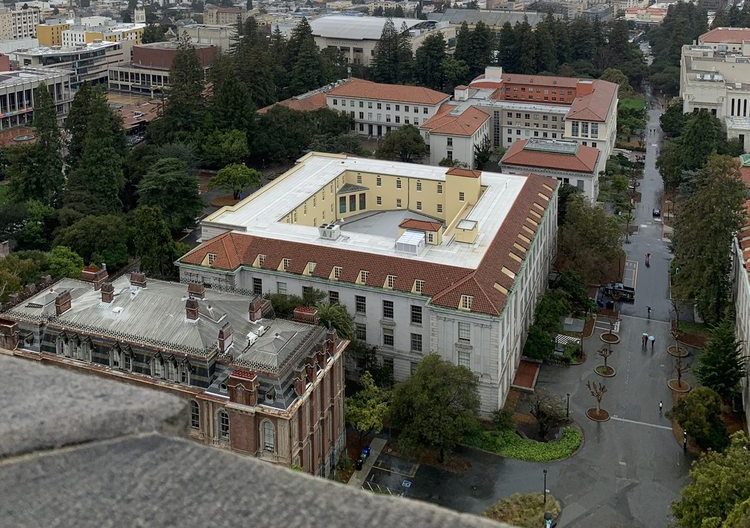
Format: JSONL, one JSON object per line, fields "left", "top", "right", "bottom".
{"left": 0, "top": 271, "right": 347, "bottom": 476}
{"left": 680, "top": 27, "right": 750, "bottom": 151}
{"left": 177, "top": 152, "right": 559, "bottom": 415}
{"left": 0, "top": 67, "right": 72, "bottom": 131}
{"left": 204, "top": 4, "right": 248, "bottom": 26}
{"left": 0, "top": 7, "right": 40, "bottom": 40}
{"left": 183, "top": 23, "right": 237, "bottom": 53}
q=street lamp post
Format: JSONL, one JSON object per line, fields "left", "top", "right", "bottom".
{"left": 566, "top": 393, "right": 570, "bottom": 419}
{"left": 543, "top": 469, "right": 548, "bottom": 507}
{"left": 683, "top": 430, "right": 688, "bottom": 453}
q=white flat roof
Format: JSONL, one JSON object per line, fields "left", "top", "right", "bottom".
{"left": 310, "top": 15, "right": 428, "bottom": 40}
{"left": 202, "top": 153, "right": 528, "bottom": 269}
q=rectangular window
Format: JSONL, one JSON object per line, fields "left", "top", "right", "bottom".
{"left": 349, "top": 194, "right": 356, "bottom": 212}
{"left": 416, "top": 201, "right": 422, "bottom": 210}
{"left": 414, "top": 279, "right": 424, "bottom": 293}
{"left": 423, "top": 107, "right": 428, "bottom": 114}
{"left": 282, "top": 258, "right": 290, "bottom": 271}
{"left": 355, "top": 295, "right": 366, "bottom": 314}
{"left": 333, "top": 266, "right": 342, "bottom": 280}
{"left": 329, "top": 291, "right": 339, "bottom": 304}
{"left": 359, "top": 101, "right": 363, "bottom": 108}
{"left": 383, "top": 328, "right": 394, "bottom": 347}
{"left": 377, "top": 196, "right": 382, "bottom": 205}
{"left": 591, "top": 123, "right": 599, "bottom": 138}
{"left": 404, "top": 105, "right": 409, "bottom": 112}
{"left": 377, "top": 103, "right": 381, "bottom": 109}
{"left": 460, "top": 295, "right": 473, "bottom": 310}
{"left": 457, "top": 351, "right": 471, "bottom": 368}
{"left": 357, "top": 174, "right": 362, "bottom": 183}
{"left": 447, "top": 151, "right": 453, "bottom": 161}
{"left": 359, "top": 112, "right": 364, "bottom": 119}
{"left": 383, "top": 300, "right": 394, "bottom": 319}
{"left": 396, "top": 198, "right": 402, "bottom": 207}
{"left": 386, "top": 104, "right": 391, "bottom": 111}
{"left": 458, "top": 322, "right": 470, "bottom": 342}
{"left": 571, "top": 121, "right": 579, "bottom": 136}
{"left": 459, "top": 191, "right": 465, "bottom": 201}
{"left": 396, "top": 178, "right": 402, "bottom": 189}
{"left": 302, "top": 286, "right": 312, "bottom": 298}
{"left": 386, "top": 275, "right": 396, "bottom": 289}
{"left": 411, "top": 305, "right": 422, "bottom": 324}
{"left": 368, "top": 101, "right": 373, "bottom": 108}
{"left": 437, "top": 183, "right": 443, "bottom": 194}
{"left": 395, "top": 104, "right": 400, "bottom": 111}
{"left": 416, "top": 180, "right": 422, "bottom": 191}
{"left": 376, "top": 176, "right": 382, "bottom": 186}
{"left": 447, "top": 137, "right": 453, "bottom": 147}
{"left": 410, "top": 333, "right": 423, "bottom": 352}
{"left": 276, "top": 281, "right": 287, "bottom": 294}
{"left": 339, "top": 196, "right": 346, "bottom": 213}
{"left": 359, "top": 193, "right": 366, "bottom": 210}
{"left": 581, "top": 122, "right": 589, "bottom": 137}
{"left": 355, "top": 323, "right": 367, "bottom": 341}
{"left": 395, "top": 115, "right": 400, "bottom": 124}
{"left": 219, "top": 412, "right": 230, "bottom": 439}
{"left": 252, "top": 277, "right": 262, "bottom": 295}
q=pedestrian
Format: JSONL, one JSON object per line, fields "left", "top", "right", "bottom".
{"left": 642, "top": 332, "right": 648, "bottom": 348}
{"left": 659, "top": 400, "right": 663, "bottom": 413}
{"left": 647, "top": 306, "right": 652, "bottom": 319}
{"left": 649, "top": 334, "right": 655, "bottom": 351}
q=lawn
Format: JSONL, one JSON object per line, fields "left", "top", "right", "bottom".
{"left": 484, "top": 492, "right": 561, "bottom": 528}
{"left": 465, "top": 426, "right": 582, "bottom": 462}
{"left": 677, "top": 320, "right": 710, "bottom": 337}
{"left": 619, "top": 96, "right": 646, "bottom": 111}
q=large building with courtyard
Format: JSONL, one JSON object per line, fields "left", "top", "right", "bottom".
{"left": 177, "top": 152, "right": 559, "bottom": 415}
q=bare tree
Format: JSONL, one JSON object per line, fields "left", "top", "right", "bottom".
{"left": 587, "top": 380, "right": 608, "bottom": 414}
{"left": 598, "top": 344, "right": 613, "bottom": 371}
{"left": 674, "top": 354, "right": 690, "bottom": 390}
{"left": 529, "top": 391, "right": 568, "bottom": 439}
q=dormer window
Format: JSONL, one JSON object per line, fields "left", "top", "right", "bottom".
{"left": 459, "top": 295, "right": 474, "bottom": 311}
{"left": 332, "top": 266, "right": 342, "bottom": 280}
{"left": 414, "top": 279, "right": 425, "bottom": 294}
{"left": 357, "top": 270, "right": 369, "bottom": 284}
{"left": 207, "top": 253, "right": 216, "bottom": 266}
{"left": 385, "top": 275, "right": 396, "bottom": 289}
{"left": 258, "top": 254, "right": 266, "bottom": 267}
{"left": 281, "top": 258, "right": 291, "bottom": 271}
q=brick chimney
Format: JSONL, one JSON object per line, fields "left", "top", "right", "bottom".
{"left": 101, "top": 282, "right": 114, "bottom": 303}
{"left": 186, "top": 298, "right": 199, "bottom": 320}
{"left": 54, "top": 290, "right": 72, "bottom": 316}
{"left": 130, "top": 272, "right": 147, "bottom": 288}
{"left": 293, "top": 306, "right": 320, "bottom": 325}
{"left": 188, "top": 282, "right": 205, "bottom": 299}
{"left": 0, "top": 319, "right": 18, "bottom": 350}
{"left": 218, "top": 322, "right": 233, "bottom": 353}
{"left": 227, "top": 369, "right": 258, "bottom": 405}
{"left": 576, "top": 79, "right": 594, "bottom": 97}
{"left": 249, "top": 296, "right": 264, "bottom": 322}
{"left": 81, "top": 265, "right": 108, "bottom": 291}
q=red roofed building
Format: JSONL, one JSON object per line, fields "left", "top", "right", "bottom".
{"left": 177, "top": 152, "right": 559, "bottom": 415}
{"left": 420, "top": 104, "right": 490, "bottom": 167}
{"left": 500, "top": 139, "right": 603, "bottom": 201}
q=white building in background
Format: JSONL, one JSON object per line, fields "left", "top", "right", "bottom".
{"left": 177, "top": 152, "right": 559, "bottom": 415}
{"left": 680, "top": 27, "right": 750, "bottom": 152}
{"left": 182, "top": 24, "right": 237, "bottom": 53}
{"left": 0, "top": 67, "right": 72, "bottom": 131}
{"left": 0, "top": 7, "right": 40, "bottom": 40}
{"left": 420, "top": 104, "right": 490, "bottom": 168}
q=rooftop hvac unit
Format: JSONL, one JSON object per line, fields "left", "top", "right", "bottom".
{"left": 318, "top": 223, "right": 341, "bottom": 240}
{"left": 395, "top": 230, "right": 426, "bottom": 255}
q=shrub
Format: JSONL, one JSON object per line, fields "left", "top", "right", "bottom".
{"left": 465, "top": 427, "right": 582, "bottom": 462}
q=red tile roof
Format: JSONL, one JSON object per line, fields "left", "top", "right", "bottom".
{"left": 446, "top": 167, "right": 481, "bottom": 178}
{"left": 180, "top": 174, "right": 558, "bottom": 316}
{"left": 420, "top": 104, "right": 489, "bottom": 137}
{"left": 566, "top": 80, "right": 618, "bottom": 122}
{"left": 326, "top": 78, "right": 450, "bottom": 106}
{"left": 699, "top": 27, "right": 750, "bottom": 44}
{"left": 501, "top": 140, "right": 600, "bottom": 173}
{"left": 399, "top": 219, "right": 443, "bottom": 232}
{"left": 258, "top": 92, "right": 328, "bottom": 114}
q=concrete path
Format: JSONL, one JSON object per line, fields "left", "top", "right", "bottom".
{"left": 348, "top": 437, "right": 387, "bottom": 487}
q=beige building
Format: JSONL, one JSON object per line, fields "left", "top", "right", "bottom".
{"left": 36, "top": 21, "right": 70, "bottom": 46}
{"left": 0, "top": 7, "right": 40, "bottom": 40}
{"left": 178, "top": 153, "right": 559, "bottom": 416}
{"left": 204, "top": 4, "right": 248, "bottom": 26}
{"left": 61, "top": 23, "right": 144, "bottom": 47}
{"left": 183, "top": 24, "right": 237, "bottom": 53}
{"left": 681, "top": 28, "right": 750, "bottom": 151}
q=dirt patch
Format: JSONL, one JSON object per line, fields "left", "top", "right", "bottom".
{"left": 581, "top": 316, "right": 595, "bottom": 338}
{"left": 586, "top": 408, "right": 610, "bottom": 421}
{"left": 676, "top": 332, "right": 707, "bottom": 348}
{"left": 211, "top": 195, "right": 240, "bottom": 207}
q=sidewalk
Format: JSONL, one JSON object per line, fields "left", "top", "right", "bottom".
{"left": 347, "top": 437, "right": 387, "bottom": 487}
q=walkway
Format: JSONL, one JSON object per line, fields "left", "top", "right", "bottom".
{"left": 347, "top": 437, "right": 387, "bottom": 487}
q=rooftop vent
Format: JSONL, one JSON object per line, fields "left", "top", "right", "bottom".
{"left": 318, "top": 223, "right": 341, "bottom": 240}
{"left": 395, "top": 230, "right": 426, "bottom": 256}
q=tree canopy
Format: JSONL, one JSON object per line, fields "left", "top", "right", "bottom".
{"left": 137, "top": 157, "right": 202, "bottom": 233}
{"left": 668, "top": 386, "right": 728, "bottom": 452}
{"left": 208, "top": 163, "right": 261, "bottom": 199}
{"left": 375, "top": 125, "right": 427, "bottom": 162}
{"left": 345, "top": 371, "right": 390, "bottom": 446}
{"left": 696, "top": 320, "right": 747, "bottom": 400}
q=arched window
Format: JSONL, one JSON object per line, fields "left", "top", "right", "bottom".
{"left": 262, "top": 420, "right": 275, "bottom": 452}
{"left": 218, "top": 410, "right": 230, "bottom": 440}
{"left": 190, "top": 401, "right": 200, "bottom": 429}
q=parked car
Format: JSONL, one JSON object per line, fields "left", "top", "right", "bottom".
{"left": 652, "top": 208, "right": 661, "bottom": 218}
{"left": 602, "top": 282, "right": 636, "bottom": 303}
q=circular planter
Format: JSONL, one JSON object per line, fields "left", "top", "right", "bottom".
{"left": 586, "top": 408, "right": 610, "bottom": 422}
{"left": 668, "top": 379, "right": 691, "bottom": 393}
{"left": 600, "top": 332, "right": 620, "bottom": 344}
{"left": 667, "top": 345, "right": 689, "bottom": 358}
{"left": 595, "top": 365, "right": 616, "bottom": 377}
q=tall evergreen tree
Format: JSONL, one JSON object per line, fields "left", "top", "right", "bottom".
{"left": 289, "top": 38, "right": 326, "bottom": 94}
{"left": 496, "top": 22, "right": 518, "bottom": 72}
{"left": 137, "top": 157, "right": 202, "bottom": 233}
{"left": 209, "top": 55, "right": 256, "bottom": 133}
{"left": 467, "top": 20, "right": 493, "bottom": 77}
{"left": 696, "top": 320, "right": 748, "bottom": 400}
{"left": 414, "top": 32, "right": 447, "bottom": 90}
{"left": 371, "top": 18, "right": 412, "bottom": 84}
{"left": 453, "top": 21, "right": 472, "bottom": 68}
{"left": 131, "top": 205, "right": 177, "bottom": 278}
{"left": 8, "top": 85, "right": 63, "bottom": 206}
{"left": 533, "top": 21, "right": 557, "bottom": 73}
{"left": 159, "top": 32, "right": 205, "bottom": 140}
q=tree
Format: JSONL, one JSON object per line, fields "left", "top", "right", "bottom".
{"left": 199, "top": 129, "right": 249, "bottom": 168}
{"left": 696, "top": 320, "right": 747, "bottom": 400}
{"left": 600, "top": 68, "right": 633, "bottom": 96}
{"left": 523, "top": 288, "right": 570, "bottom": 360}
{"left": 598, "top": 343, "right": 613, "bottom": 373}
{"left": 473, "top": 135, "right": 492, "bottom": 169}
{"left": 309, "top": 133, "right": 365, "bottom": 155}
{"left": 46, "top": 246, "right": 84, "bottom": 279}
{"left": 441, "top": 55, "right": 469, "bottom": 92}
{"left": 65, "top": 82, "right": 94, "bottom": 169}
{"left": 414, "top": 32, "right": 447, "bottom": 90}
{"left": 375, "top": 125, "right": 427, "bottom": 162}
{"left": 131, "top": 206, "right": 177, "bottom": 278}
{"left": 138, "top": 158, "right": 202, "bottom": 233}
{"left": 660, "top": 99, "right": 688, "bottom": 138}
{"left": 529, "top": 392, "right": 568, "bottom": 439}
{"left": 586, "top": 380, "right": 607, "bottom": 415}
{"left": 8, "top": 86, "right": 64, "bottom": 206}
{"left": 453, "top": 21, "right": 472, "bottom": 72}
{"left": 55, "top": 215, "right": 131, "bottom": 270}
{"left": 346, "top": 371, "right": 390, "bottom": 447}
{"left": 209, "top": 56, "right": 256, "bottom": 134}
{"left": 371, "top": 18, "right": 413, "bottom": 84}
{"left": 557, "top": 194, "right": 622, "bottom": 285}
{"left": 316, "top": 302, "right": 354, "bottom": 340}
{"left": 252, "top": 106, "right": 313, "bottom": 164}
{"left": 672, "top": 155, "right": 746, "bottom": 322}
{"left": 390, "top": 353, "right": 479, "bottom": 462}
{"left": 667, "top": 387, "right": 728, "bottom": 452}
{"left": 208, "top": 163, "right": 261, "bottom": 200}
{"left": 346, "top": 340, "right": 393, "bottom": 387}
{"left": 289, "top": 38, "right": 326, "bottom": 95}
{"left": 142, "top": 24, "right": 166, "bottom": 43}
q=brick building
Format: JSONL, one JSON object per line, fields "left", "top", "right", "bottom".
{"left": 0, "top": 270, "right": 347, "bottom": 476}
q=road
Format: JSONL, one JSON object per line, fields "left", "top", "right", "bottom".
{"left": 410, "top": 92, "right": 691, "bottom": 527}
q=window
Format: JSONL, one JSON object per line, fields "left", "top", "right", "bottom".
{"left": 359, "top": 101, "right": 363, "bottom": 108}
{"left": 359, "top": 193, "right": 366, "bottom": 210}
{"left": 395, "top": 115, "right": 400, "bottom": 123}
{"left": 190, "top": 401, "right": 200, "bottom": 429}
{"left": 395, "top": 104, "right": 400, "bottom": 111}
{"left": 458, "top": 322, "right": 470, "bottom": 342}
{"left": 377, "top": 103, "right": 381, "bottom": 109}
{"left": 386, "top": 104, "right": 391, "bottom": 111}
{"left": 368, "top": 101, "right": 373, "bottom": 108}
{"left": 383, "top": 300, "right": 394, "bottom": 319}
{"left": 458, "top": 351, "right": 471, "bottom": 368}
{"left": 276, "top": 281, "right": 287, "bottom": 294}
{"left": 411, "top": 362, "right": 418, "bottom": 375}
{"left": 414, "top": 279, "right": 425, "bottom": 293}
{"left": 410, "top": 333, "right": 423, "bottom": 352}
{"left": 349, "top": 194, "right": 356, "bottom": 212}
{"left": 383, "top": 328, "right": 394, "bottom": 347}
{"left": 423, "top": 107, "right": 428, "bottom": 114}
{"left": 339, "top": 196, "right": 346, "bottom": 213}
{"left": 437, "top": 183, "right": 443, "bottom": 194}
{"left": 282, "top": 258, "right": 290, "bottom": 271}
{"left": 357, "top": 174, "right": 362, "bottom": 183}
{"left": 262, "top": 420, "right": 275, "bottom": 452}
{"left": 446, "top": 151, "right": 453, "bottom": 161}
{"left": 459, "top": 191, "right": 465, "bottom": 201}
{"left": 207, "top": 253, "right": 216, "bottom": 265}
{"left": 385, "top": 275, "right": 396, "bottom": 289}
{"left": 355, "top": 295, "right": 366, "bottom": 314}
{"left": 447, "top": 137, "right": 453, "bottom": 147}
{"left": 377, "top": 196, "right": 382, "bottom": 206}
{"left": 404, "top": 105, "right": 409, "bottom": 112}
{"left": 359, "top": 112, "right": 363, "bottom": 119}
{"left": 396, "top": 178, "right": 402, "bottom": 189}
{"left": 411, "top": 305, "right": 422, "bottom": 324}
{"left": 333, "top": 266, "right": 342, "bottom": 279}
{"left": 333, "top": 98, "right": 338, "bottom": 106}
{"left": 591, "top": 123, "right": 599, "bottom": 138}
{"left": 124, "top": 354, "right": 132, "bottom": 371}
{"left": 358, "top": 270, "right": 369, "bottom": 284}
{"left": 329, "top": 291, "right": 339, "bottom": 304}
{"left": 376, "top": 176, "right": 382, "bottom": 186}
{"left": 355, "top": 323, "right": 367, "bottom": 340}
{"left": 258, "top": 254, "right": 266, "bottom": 266}
{"left": 416, "top": 201, "right": 422, "bottom": 210}
{"left": 428, "top": 233, "right": 434, "bottom": 243}
{"left": 571, "top": 121, "right": 579, "bottom": 136}
{"left": 416, "top": 180, "right": 422, "bottom": 191}
{"left": 460, "top": 295, "right": 473, "bottom": 310}
{"left": 396, "top": 198, "right": 402, "bottom": 207}
{"left": 219, "top": 410, "right": 230, "bottom": 440}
